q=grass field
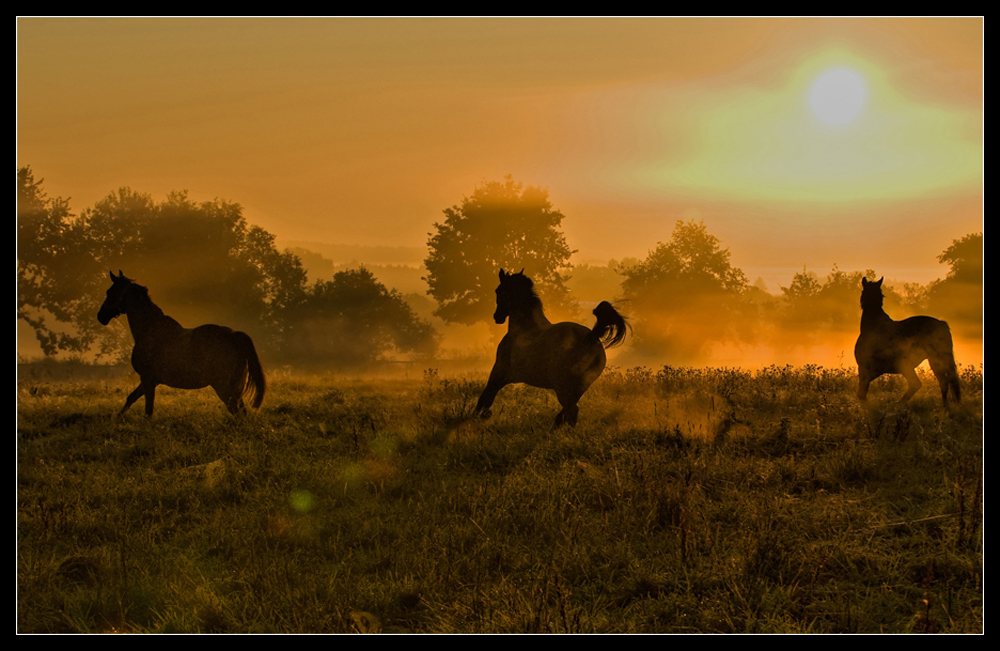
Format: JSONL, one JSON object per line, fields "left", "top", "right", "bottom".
{"left": 17, "top": 361, "right": 983, "bottom": 633}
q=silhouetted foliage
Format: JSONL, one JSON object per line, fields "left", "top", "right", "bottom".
{"left": 566, "top": 260, "right": 630, "bottom": 306}
{"left": 284, "top": 267, "right": 437, "bottom": 366}
{"left": 937, "top": 232, "right": 983, "bottom": 284}
{"left": 17, "top": 167, "right": 86, "bottom": 355}
{"left": 618, "top": 220, "right": 754, "bottom": 362}
{"left": 928, "top": 232, "right": 983, "bottom": 338}
{"left": 424, "top": 176, "right": 574, "bottom": 326}
{"left": 780, "top": 265, "right": 871, "bottom": 338}
{"left": 17, "top": 168, "right": 435, "bottom": 366}
{"left": 18, "top": 170, "right": 306, "bottom": 360}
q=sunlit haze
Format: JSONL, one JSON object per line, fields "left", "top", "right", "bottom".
{"left": 17, "top": 17, "right": 983, "bottom": 366}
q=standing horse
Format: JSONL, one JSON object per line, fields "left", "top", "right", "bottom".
{"left": 855, "top": 277, "right": 960, "bottom": 407}
{"left": 97, "top": 271, "right": 266, "bottom": 417}
{"left": 475, "top": 269, "right": 628, "bottom": 427}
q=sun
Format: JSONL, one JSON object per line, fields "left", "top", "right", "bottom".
{"left": 808, "top": 67, "right": 868, "bottom": 126}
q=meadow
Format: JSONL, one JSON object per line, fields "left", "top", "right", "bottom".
{"left": 17, "top": 360, "right": 983, "bottom": 633}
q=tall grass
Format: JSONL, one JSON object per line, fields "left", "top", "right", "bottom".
{"left": 17, "top": 362, "right": 982, "bottom": 633}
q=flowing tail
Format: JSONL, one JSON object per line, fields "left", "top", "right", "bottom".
{"left": 235, "top": 331, "right": 267, "bottom": 409}
{"left": 590, "top": 301, "right": 628, "bottom": 348}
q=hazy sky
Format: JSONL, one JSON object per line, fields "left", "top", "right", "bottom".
{"left": 17, "top": 17, "right": 982, "bottom": 288}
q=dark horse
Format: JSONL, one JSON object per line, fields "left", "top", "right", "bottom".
{"left": 855, "top": 276, "right": 960, "bottom": 407}
{"left": 98, "top": 271, "right": 266, "bottom": 417}
{"left": 475, "top": 269, "right": 628, "bottom": 427}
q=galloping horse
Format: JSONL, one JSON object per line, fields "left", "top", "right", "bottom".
{"left": 476, "top": 269, "right": 628, "bottom": 427}
{"left": 855, "top": 277, "right": 960, "bottom": 407}
{"left": 98, "top": 271, "right": 266, "bottom": 417}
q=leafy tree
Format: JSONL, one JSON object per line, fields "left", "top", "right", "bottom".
{"left": 618, "top": 220, "right": 753, "bottom": 361}
{"left": 779, "top": 265, "right": 870, "bottom": 335}
{"left": 929, "top": 232, "right": 983, "bottom": 338}
{"left": 285, "top": 267, "right": 437, "bottom": 366}
{"left": 769, "top": 265, "right": 892, "bottom": 360}
{"left": 937, "top": 232, "right": 983, "bottom": 284}
{"left": 17, "top": 167, "right": 90, "bottom": 355}
{"left": 17, "top": 169, "right": 309, "bottom": 360}
{"left": 424, "top": 176, "right": 574, "bottom": 326}
{"left": 18, "top": 168, "right": 440, "bottom": 367}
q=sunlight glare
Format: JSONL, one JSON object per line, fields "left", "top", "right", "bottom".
{"left": 809, "top": 67, "right": 868, "bottom": 126}
{"left": 626, "top": 45, "right": 982, "bottom": 207}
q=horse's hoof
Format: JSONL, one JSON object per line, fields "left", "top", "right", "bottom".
{"left": 478, "top": 409, "right": 492, "bottom": 419}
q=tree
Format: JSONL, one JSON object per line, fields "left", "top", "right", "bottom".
{"left": 17, "top": 168, "right": 309, "bottom": 360}
{"left": 937, "top": 232, "right": 983, "bottom": 284}
{"left": 618, "top": 220, "right": 753, "bottom": 361}
{"left": 17, "top": 167, "right": 95, "bottom": 356}
{"left": 774, "top": 266, "right": 875, "bottom": 352}
{"left": 424, "top": 176, "right": 574, "bottom": 326}
{"left": 285, "top": 267, "right": 437, "bottom": 366}
{"left": 929, "top": 232, "right": 983, "bottom": 338}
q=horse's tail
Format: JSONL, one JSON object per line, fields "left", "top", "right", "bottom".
{"left": 235, "top": 331, "right": 266, "bottom": 410}
{"left": 590, "top": 301, "right": 628, "bottom": 348}
{"left": 927, "top": 321, "right": 961, "bottom": 404}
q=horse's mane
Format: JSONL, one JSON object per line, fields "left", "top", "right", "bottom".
{"left": 506, "top": 273, "right": 543, "bottom": 313}
{"left": 122, "top": 278, "right": 168, "bottom": 319}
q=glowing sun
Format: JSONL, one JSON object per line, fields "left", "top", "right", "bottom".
{"left": 808, "top": 67, "right": 868, "bottom": 126}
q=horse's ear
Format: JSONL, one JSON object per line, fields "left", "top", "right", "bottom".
{"left": 110, "top": 271, "right": 116, "bottom": 281}
{"left": 499, "top": 269, "right": 507, "bottom": 280}
{"left": 876, "top": 277, "right": 884, "bottom": 287}
{"left": 861, "top": 277, "right": 868, "bottom": 287}
{"left": 518, "top": 268, "right": 524, "bottom": 276}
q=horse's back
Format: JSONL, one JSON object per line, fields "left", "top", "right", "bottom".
{"left": 896, "top": 314, "right": 951, "bottom": 340}
{"left": 138, "top": 323, "right": 254, "bottom": 388}
{"left": 510, "top": 322, "right": 605, "bottom": 389}
{"left": 857, "top": 313, "right": 953, "bottom": 374}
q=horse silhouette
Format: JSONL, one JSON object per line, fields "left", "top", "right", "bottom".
{"left": 855, "top": 277, "right": 960, "bottom": 406}
{"left": 98, "top": 271, "right": 266, "bottom": 417}
{"left": 475, "top": 269, "right": 628, "bottom": 427}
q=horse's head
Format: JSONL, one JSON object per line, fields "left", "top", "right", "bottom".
{"left": 860, "top": 276, "right": 885, "bottom": 310}
{"left": 98, "top": 270, "right": 140, "bottom": 325}
{"left": 493, "top": 268, "right": 533, "bottom": 324}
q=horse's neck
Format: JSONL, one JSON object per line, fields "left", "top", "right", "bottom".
{"left": 126, "top": 301, "right": 182, "bottom": 340}
{"left": 861, "top": 305, "right": 893, "bottom": 330}
{"left": 509, "top": 304, "right": 551, "bottom": 333}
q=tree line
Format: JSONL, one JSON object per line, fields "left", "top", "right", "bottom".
{"left": 18, "top": 168, "right": 982, "bottom": 366}
{"left": 17, "top": 167, "right": 436, "bottom": 367}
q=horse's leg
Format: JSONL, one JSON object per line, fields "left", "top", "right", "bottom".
{"left": 930, "top": 368, "right": 951, "bottom": 407}
{"left": 928, "top": 354, "right": 961, "bottom": 407}
{"left": 475, "top": 369, "right": 508, "bottom": 419}
{"left": 899, "top": 367, "right": 921, "bottom": 402}
{"left": 213, "top": 375, "right": 246, "bottom": 416}
{"left": 119, "top": 384, "right": 144, "bottom": 416}
{"left": 553, "top": 384, "right": 583, "bottom": 428}
{"left": 230, "top": 394, "right": 246, "bottom": 415}
{"left": 225, "top": 388, "right": 247, "bottom": 415}
{"left": 553, "top": 403, "right": 579, "bottom": 429}
{"left": 142, "top": 382, "right": 157, "bottom": 417}
{"left": 476, "top": 340, "right": 512, "bottom": 419}
{"left": 857, "top": 368, "right": 874, "bottom": 403}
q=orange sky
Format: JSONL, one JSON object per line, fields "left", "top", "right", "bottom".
{"left": 16, "top": 17, "right": 982, "bottom": 290}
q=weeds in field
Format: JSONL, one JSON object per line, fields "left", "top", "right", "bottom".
{"left": 17, "top": 362, "right": 982, "bottom": 632}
